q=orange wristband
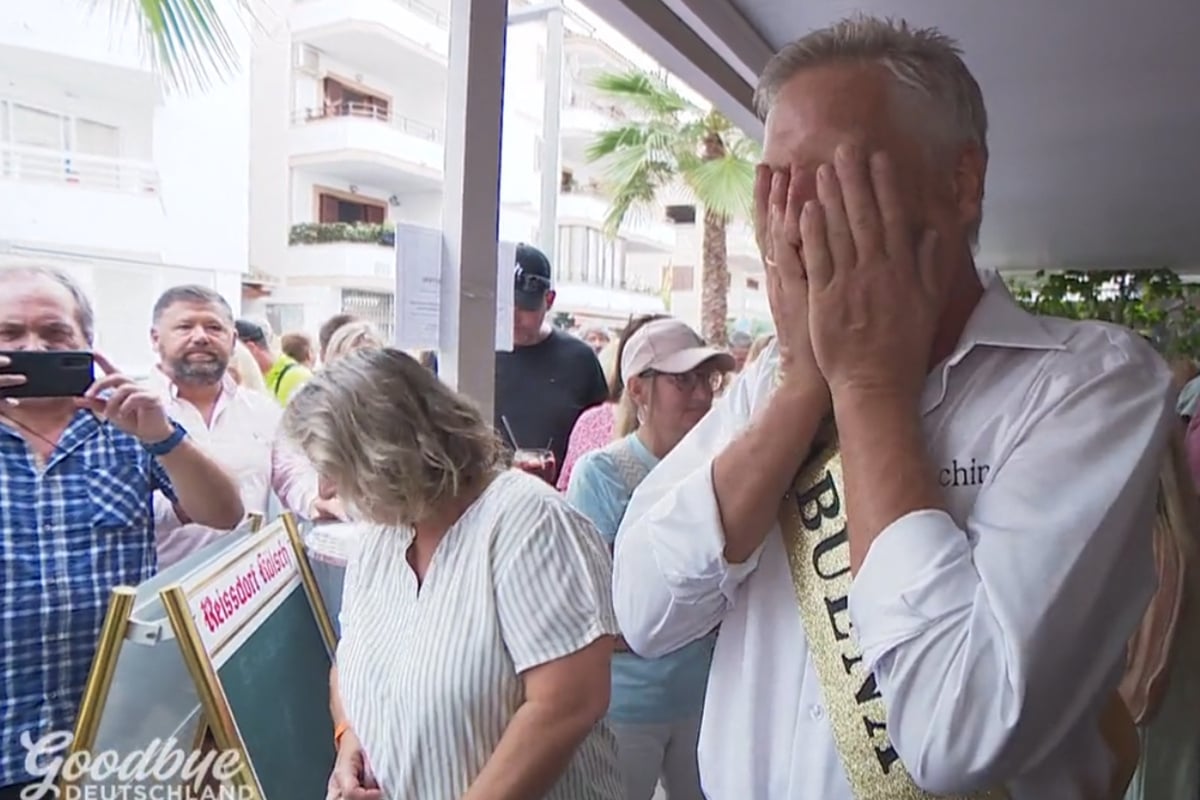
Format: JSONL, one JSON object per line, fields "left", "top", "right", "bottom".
{"left": 334, "top": 721, "right": 350, "bottom": 749}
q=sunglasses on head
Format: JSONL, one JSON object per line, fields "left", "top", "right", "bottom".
{"left": 515, "top": 266, "right": 551, "bottom": 295}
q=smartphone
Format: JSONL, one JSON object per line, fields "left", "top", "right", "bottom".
{"left": 0, "top": 350, "right": 95, "bottom": 398}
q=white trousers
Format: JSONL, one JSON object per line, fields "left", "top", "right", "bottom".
{"left": 608, "top": 714, "right": 705, "bottom": 800}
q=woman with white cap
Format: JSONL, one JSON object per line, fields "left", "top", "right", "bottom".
{"left": 567, "top": 316, "right": 734, "bottom": 800}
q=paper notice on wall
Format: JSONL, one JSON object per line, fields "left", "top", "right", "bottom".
{"left": 495, "top": 241, "right": 516, "bottom": 352}
{"left": 394, "top": 223, "right": 444, "bottom": 350}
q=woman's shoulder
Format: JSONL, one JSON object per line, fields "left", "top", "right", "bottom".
{"left": 485, "top": 469, "right": 591, "bottom": 524}
{"left": 483, "top": 471, "right": 606, "bottom": 552}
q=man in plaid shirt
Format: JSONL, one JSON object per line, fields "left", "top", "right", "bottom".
{"left": 0, "top": 266, "right": 245, "bottom": 798}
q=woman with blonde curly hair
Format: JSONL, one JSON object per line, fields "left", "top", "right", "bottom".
{"left": 282, "top": 348, "right": 622, "bottom": 800}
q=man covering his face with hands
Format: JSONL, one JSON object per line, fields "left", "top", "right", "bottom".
{"left": 611, "top": 15, "right": 1170, "bottom": 800}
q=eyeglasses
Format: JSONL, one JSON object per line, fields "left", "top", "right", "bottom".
{"left": 642, "top": 368, "right": 723, "bottom": 394}
{"left": 514, "top": 267, "right": 551, "bottom": 295}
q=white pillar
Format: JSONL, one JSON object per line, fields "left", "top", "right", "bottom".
{"left": 538, "top": 5, "right": 565, "bottom": 261}
{"left": 440, "top": 0, "right": 509, "bottom": 420}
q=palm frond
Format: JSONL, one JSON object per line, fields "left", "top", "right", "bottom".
{"left": 102, "top": 0, "right": 263, "bottom": 93}
{"left": 590, "top": 70, "right": 692, "bottom": 118}
{"left": 683, "top": 152, "right": 756, "bottom": 222}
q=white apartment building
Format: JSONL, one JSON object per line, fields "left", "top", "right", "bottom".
{"left": 249, "top": 0, "right": 769, "bottom": 338}
{"left": 0, "top": 0, "right": 250, "bottom": 374}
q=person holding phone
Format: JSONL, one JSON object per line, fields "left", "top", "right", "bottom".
{"left": 0, "top": 265, "right": 244, "bottom": 800}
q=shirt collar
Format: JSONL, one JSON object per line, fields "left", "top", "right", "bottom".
{"left": 922, "top": 272, "right": 1067, "bottom": 413}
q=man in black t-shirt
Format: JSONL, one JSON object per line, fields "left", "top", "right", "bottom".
{"left": 494, "top": 244, "right": 607, "bottom": 477}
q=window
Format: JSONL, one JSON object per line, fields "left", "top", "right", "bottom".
{"left": 12, "top": 104, "right": 66, "bottom": 149}
{"left": 746, "top": 278, "right": 760, "bottom": 290}
{"left": 266, "top": 303, "right": 305, "bottom": 335}
{"left": 74, "top": 119, "right": 120, "bottom": 157}
{"left": 670, "top": 265, "right": 695, "bottom": 291}
{"left": 556, "top": 225, "right": 627, "bottom": 289}
{"left": 341, "top": 289, "right": 394, "bottom": 341}
{"left": 665, "top": 204, "right": 697, "bottom": 224}
{"left": 318, "top": 192, "right": 386, "bottom": 224}
{"left": 322, "top": 77, "right": 389, "bottom": 120}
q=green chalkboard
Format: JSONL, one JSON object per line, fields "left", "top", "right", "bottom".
{"left": 218, "top": 583, "right": 334, "bottom": 800}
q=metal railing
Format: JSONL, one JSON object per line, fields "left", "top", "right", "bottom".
{"left": 0, "top": 143, "right": 160, "bottom": 194}
{"left": 564, "top": 91, "right": 626, "bottom": 120}
{"left": 292, "top": 102, "right": 442, "bottom": 142}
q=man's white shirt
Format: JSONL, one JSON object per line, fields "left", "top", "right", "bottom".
{"left": 613, "top": 275, "right": 1173, "bottom": 799}
{"left": 148, "top": 369, "right": 318, "bottom": 567}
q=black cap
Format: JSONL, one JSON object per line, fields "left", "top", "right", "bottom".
{"left": 235, "top": 319, "right": 268, "bottom": 345}
{"left": 514, "top": 243, "right": 552, "bottom": 311}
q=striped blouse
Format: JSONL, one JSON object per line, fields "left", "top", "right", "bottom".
{"left": 337, "top": 469, "right": 624, "bottom": 799}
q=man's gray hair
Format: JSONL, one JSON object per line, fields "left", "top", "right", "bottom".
{"left": 754, "top": 15, "right": 989, "bottom": 161}
{"left": 2, "top": 264, "right": 96, "bottom": 344}
{"left": 152, "top": 284, "right": 234, "bottom": 325}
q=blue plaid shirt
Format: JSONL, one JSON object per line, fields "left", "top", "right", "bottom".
{"left": 0, "top": 410, "right": 176, "bottom": 787}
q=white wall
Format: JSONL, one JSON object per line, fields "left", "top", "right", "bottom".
{"left": 154, "top": 69, "right": 252, "bottom": 276}
{"left": 0, "top": 0, "right": 143, "bottom": 71}
{"left": 248, "top": 3, "right": 293, "bottom": 277}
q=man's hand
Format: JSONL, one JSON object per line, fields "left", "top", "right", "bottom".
{"left": 803, "top": 146, "right": 945, "bottom": 406}
{"left": 0, "top": 355, "right": 26, "bottom": 395}
{"left": 757, "top": 164, "right": 829, "bottom": 403}
{"left": 326, "top": 729, "right": 382, "bottom": 800}
{"left": 79, "top": 352, "right": 174, "bottom": 443}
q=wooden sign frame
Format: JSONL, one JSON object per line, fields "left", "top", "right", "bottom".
{"left": 160, "top": 512, "right": 337, "bottom": 799}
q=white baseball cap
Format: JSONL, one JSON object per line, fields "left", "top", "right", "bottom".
{"left": 620, "top": 318, "right": 736, "bottom": 380}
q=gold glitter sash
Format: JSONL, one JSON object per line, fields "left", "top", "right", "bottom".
{"left": 779, "top": 429, "right": 1007, "bottom": 800}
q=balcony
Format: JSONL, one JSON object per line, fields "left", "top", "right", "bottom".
{"left": 0, "top": 143, "right": 166, "bottom": 257}
{"left": 557, "top": 189, "right": 676, "bottom": 252}
{"left": 286, "top": 223, "right": 395, "bottom": 292}
{"left": 289, "top": 103, "right": 444, "bottom": 192}
{"left": 291, "top": 0, "right": 448, "bottom": 73}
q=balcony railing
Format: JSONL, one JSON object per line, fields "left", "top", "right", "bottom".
{"left": 292, "top": 102, "right": 442, "bottom": 142}
{"left": 564, "top": 90, "right": 626, "bottom": 121}
{"left": 295, "top": 0, "right": 448, "bottom": 29}
{"left": 0, "top": 143, "right": 160, "bottom": 195}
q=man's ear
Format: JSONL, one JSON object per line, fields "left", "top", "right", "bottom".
{"left": 544, "top": 290, "right": 556, "bottom": 311}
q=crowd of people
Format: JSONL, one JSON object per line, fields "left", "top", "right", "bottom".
{"left": 1, "top": 12, "right": 1197, "bottom": 800}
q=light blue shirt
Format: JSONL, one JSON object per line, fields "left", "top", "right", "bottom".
{"left": 567, "top": 434, "right": 715, "bottom": 724}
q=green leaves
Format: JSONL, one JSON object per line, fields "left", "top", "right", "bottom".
{"left": 102, "top": 0, "right": 261, "bottom": 93}
{"left": 586, "top": 68, "right": 759, "bottom": 235}
{"left": 1006, "top": 270, "right": 1200, "bottom": 358}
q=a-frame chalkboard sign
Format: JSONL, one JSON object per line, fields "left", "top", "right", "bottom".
{"left": 161, "top": 512, "right": 339, "bottom": 800}
{"left": 62, "top": 514, "right": 264, "bottom": 798}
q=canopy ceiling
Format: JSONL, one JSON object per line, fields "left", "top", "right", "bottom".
{"left": 589, "top": 0, "right": 1200, "bottom": 272}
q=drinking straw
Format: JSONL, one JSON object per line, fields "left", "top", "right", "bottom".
{"left": 501, "top": 415, "right": 520, "bottom": 450}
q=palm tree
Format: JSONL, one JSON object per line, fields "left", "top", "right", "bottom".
{"left": 587, "top": 70, "right": 758, "bottom": 345}
{"left": 109, "top": 0, "right": 260, "bottom": 92}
